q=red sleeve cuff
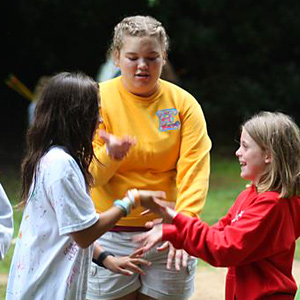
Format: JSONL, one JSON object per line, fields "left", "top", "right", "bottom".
{"left": 162, "top": 224, "right": 178, "bottom": 244}
{"left": 172, "top": 212, "right": 191, "bottom": 227}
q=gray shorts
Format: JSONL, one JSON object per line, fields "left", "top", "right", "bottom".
{"left": 86, "top": 231, "right": 197, "bottom": 300}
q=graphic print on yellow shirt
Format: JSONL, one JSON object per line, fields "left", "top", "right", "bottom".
{"left": 157, "top": 108, "right": 181, "bottom": 131}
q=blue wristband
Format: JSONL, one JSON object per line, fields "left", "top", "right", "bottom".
{"left": 114, "top": 199, "right": 130, "bottom": 216}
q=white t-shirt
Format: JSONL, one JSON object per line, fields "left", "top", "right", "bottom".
{"left": 0, "top": 183, "right": 13, "bottom": 260}
{"left": 6, "top": 147, "right": 99, "bottom": 300}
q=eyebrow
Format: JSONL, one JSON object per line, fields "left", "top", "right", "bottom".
{"left": 125, "top": 51, "right": 159, "bottom": 55}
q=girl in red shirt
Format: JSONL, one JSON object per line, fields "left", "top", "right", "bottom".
{"left": 134, "top": 111, "right": 300, "bottom": 300}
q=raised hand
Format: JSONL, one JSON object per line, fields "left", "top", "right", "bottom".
{"left": 99, "top": 130, "right": 136, "bottom": 160}
{"left": 103, "top": 248, "right": 150, "bottom": 276}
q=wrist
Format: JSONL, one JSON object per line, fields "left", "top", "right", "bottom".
{"left": 92, "top": 251, "right": 115, "bottom": 268}
{"left": 166, "top": 207, "right": 177, "bottom": 219}
{"left": 114, "top": 198, "right": 132, "bottom": 216}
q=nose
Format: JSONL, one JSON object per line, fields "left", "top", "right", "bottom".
{"left": 138, "top": 59, "right": 148, "bottom": 69}
{"left": 235, "top": 147, "right": 241, "bottom": 157}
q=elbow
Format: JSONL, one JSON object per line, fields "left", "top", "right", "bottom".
{"left": 76, "top": 240, "right": 92, "bottom": 249}
{"left": 71, "top": 232, "right": 94, "bottom": 249}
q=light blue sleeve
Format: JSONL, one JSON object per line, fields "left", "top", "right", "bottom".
{"left": 0, "top": 184, "right": 14, "bottom": 260}
{"left": 47, "top": 168, "right": 99, "bottom": 236}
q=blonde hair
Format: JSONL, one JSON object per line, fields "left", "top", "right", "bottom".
{"left": 243, "top": 111, "right": 300, "bottom": 198}
{"left": 108, "top": 15, "right": 169, "bottom": 57}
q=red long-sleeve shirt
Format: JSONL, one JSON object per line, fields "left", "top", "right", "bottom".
{"left": 163, "top": 185, "right": 300, "bottom": 299}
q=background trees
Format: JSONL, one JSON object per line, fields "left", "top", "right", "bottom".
{"left": 2, "top": 0, "right": 300, "bottom": 161}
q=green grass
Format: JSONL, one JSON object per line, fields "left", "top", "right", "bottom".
{"left": 0, "top": 167, "right": 23, "bottom": 299}
{"left": 200, "top": 155, "right": 245, "bottom": 224}
{"left": 0, "top": 155, "right": 299, "bottom": 299}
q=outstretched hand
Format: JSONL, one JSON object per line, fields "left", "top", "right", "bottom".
{"left": 99, "top": 130, "right": 136, "bottom": 160}
{"left": 134, "top": 216, "right": 189, "bottom": 270}
{"left": 103, "top": 248, "right": 150, "bottom": 276}
{"left": 161, "top": 242, "right": 189, "bottom": 270}
{"left": 133, "top": 224, "right": 164, "bottom": 253}
{"left": 133, "top": 229, "right": 189, "bottom": 271}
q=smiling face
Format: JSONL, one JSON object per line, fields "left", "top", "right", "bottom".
{"left": 114, "top": 35, "right": 166, "bottom": 97}
{"left": 235, "top": 128, "right": 271, "bottom": 184}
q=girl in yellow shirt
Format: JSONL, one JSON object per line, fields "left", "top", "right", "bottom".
{"left": 88, "top": 15, "right": 211, "bottom": 300}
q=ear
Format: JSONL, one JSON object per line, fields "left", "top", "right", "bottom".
{"left": 113, "top": 50, "right": 120, "bottom": 67}
{"left": 264, "top": 151, "right": 272, "bottom": 164}
{"left": 162, "top": 51, "right": 167, "bottom": 66}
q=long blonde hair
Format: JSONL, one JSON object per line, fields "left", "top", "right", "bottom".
{"left": 243, "top": 111, "right": 300, "bottom": 198}
{"left": 108, "top": 15, "right": 169, "bottom": 57}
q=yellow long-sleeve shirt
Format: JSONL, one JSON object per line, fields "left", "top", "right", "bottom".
{"left": 90, "top": 77, "right": 211, "bottom": 227}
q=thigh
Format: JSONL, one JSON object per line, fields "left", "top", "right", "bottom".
{"left": 139, "top": 247, "right": 197, "bottom": 300}
{"left": 112, "top": 290, "right": 139, "bottom": 300}
{"left": 137, "top": 293, "right": 157, "bottom": 300}
{"left": 87, "top": 291, "right": 139, "bottom": 300}
{"left": 86, "top": 232, "right": 141, "bottom": 300}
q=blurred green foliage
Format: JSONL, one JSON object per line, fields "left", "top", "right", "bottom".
{"left": 3, "top": 0, "right": 300, "bottom": 148}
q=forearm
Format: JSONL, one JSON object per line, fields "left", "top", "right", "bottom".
{"left": 93, "top": 242, "right": 105, "bottom": 260}
{"left": 162, "top": 214, "right": 212, "bottom": 262}
{"left": 71, "top": 205, "right": 125, "bottom": 248}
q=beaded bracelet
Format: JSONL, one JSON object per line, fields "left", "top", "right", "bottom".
{"left": 114, "top": 199, "right": 131, "bottom": 216}
{"left": 92, "top": 251, "right": 115, "bottom": 268}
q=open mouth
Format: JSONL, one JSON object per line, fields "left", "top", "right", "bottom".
{"left": 135, "top": 73, "right": 150, "bottom": 78}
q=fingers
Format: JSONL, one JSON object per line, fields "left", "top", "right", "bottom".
{"left": 129, "top": 248, "right": 144, "bottom": 258}
{"left": 98, "top": 130, "right": 110, "bottom": 143}
{"left": 156, "top": 241, "right": 169, "bottom": 252}
{"left": 139, "top": 190, "right": 166, "bottom": 200}
{"left": 144, "top": 221, "right": 154, "bottom": 228}
{"left": 166, "top": 242, "right": 175, "bottom": 270}
{"left": 131, "top": 237, "right": 152, "bottom": 254}
{"left": 151, "top": 191, "right": 166, "bottom": 200}
{"left": 118, "top": 268, "right": 134, "bottom": 276}
{"left": 144, "top": 218, "right": 163, "bottom": 228}
{"left": 154, "top": 198, "right": 175, "bottom": 208}
{"left": 140, "top": 209, "right": 151, "bottom": 216}
{"left": 107, "top": 255, "right": 150, "bottom": 276}
{"left": 129, "top": 258, "right": 151, "bottom": 267}
{"left": 99, "top": 131, "right": 136, "bottom": 160}
{"left": 181, "top": 250, "right": 188, "bottom": 268}
{"left": 174, "top": 249, "right": 183, "bottom": 270}
{"left": 122, "top": 135, "right": 136, "bottom": 146}
{"left": 127, "top": 264, "right": 145, "bottom": 276}
{"left": 114, "top": 258, "right": 147, "bottom": 276}
{"left": 166, "top": 246, "right": 189, "bottom": 270}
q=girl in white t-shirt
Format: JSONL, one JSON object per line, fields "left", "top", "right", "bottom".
{"left": 6, "top": 72, "right": 164, "bottom": 300}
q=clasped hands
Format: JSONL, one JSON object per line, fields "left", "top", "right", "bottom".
{"left": 127, "top": 189, "right": 189, "bottom": 272}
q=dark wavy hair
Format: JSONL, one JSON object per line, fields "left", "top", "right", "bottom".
{"left": 21, "top": 72, "right": 99, "bottom": 203}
